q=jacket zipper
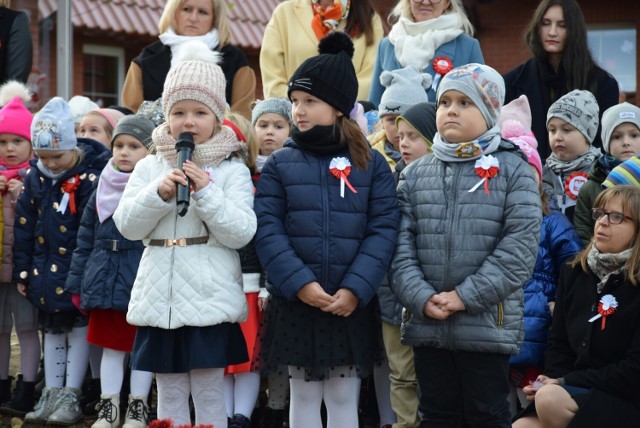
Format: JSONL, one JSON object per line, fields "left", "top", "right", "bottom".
{"left": 321, "top": 158, "right": 330, "bottom": 287}
{"left": 444, "top": 163, "right": 461, "bottom": 349}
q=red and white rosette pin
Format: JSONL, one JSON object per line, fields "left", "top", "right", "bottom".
{"left": 58, "top": 174, "right": 81, "bottom": 215}
{"left": 588, "top": 294, "right": 618, "bottom": 331}
{"left": 469, "top": 155, "right": 499, "bottom": 194}
{"left": 330, "top": 157, "right": 357, "bottom": 198}
{"left": 564, "top": 171, "right": 588, "bottom": 200}
{"left": 431, "top": 56, "right": 453, "bottom": 92}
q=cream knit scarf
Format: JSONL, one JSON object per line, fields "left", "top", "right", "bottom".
{"left": 388, "top": 13, "right": 463, "bottom": 70}
{"left": 153, "top": 123, "right": 247, "bottom": 169}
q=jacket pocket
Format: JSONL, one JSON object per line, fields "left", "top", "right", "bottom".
{"left": 496, "top": 302, "right": 504, "bottom": 327}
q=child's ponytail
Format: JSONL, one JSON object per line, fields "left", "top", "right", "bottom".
{"left": 337, "top": 116, "right": 370, "bottom": 171}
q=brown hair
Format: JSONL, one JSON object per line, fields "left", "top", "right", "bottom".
{"left": 226, "top": 111, "right": 257, "bottom": 172}
{"left": 158, "top": 0, "right": 231, "bottom": 47}
{"left": 523, "top": 0, "right": 599, "bottom": 92}
{"left": 335, "top": 116, "right": 371, "bottom": 171}
{"left": 573, "top": 185, "right": 640, "bottom": 286}
{"left": 345, "top": 0, "right": 376, "bottom": 46}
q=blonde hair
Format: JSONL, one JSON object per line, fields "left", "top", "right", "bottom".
{"left": 158, "top": 0, "right": 231, "bottom": 47}
{"left": 226, "top": 111, "right": 257, "bottom": 172}
{"left": 83, "top": 111, "right": 115, "bottom": 140}
{"left": 389, "top": 0, "right": 475, "bottom": 35}
{"left": 573, "top": 185, "right": 640, "bottom": 286}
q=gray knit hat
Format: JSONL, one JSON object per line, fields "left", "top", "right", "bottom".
{"left": 601, "top": 102, "right": 640, "bottom": 153}
{"left": 436, "top": 63, "right": 505, "bottom": 129}
{"left": 547, "top": 90, "right": 600, "bottom": 144}
{"left": 251, "top": 98, "right": 292, "bottom": 125}
{"left": 378, "top": 66, "right": 430, "bottom": 117}
{"left": 31, "top": 97, "right": 77, "bottom": 151}
{"left": 111, "top": 114, "right": 156, "bottom": 148}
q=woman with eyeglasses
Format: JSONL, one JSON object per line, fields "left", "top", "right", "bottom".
{"left": 368, "top": 0, "right": 483, "bottom": 107}
{"left": 503, "top": 0, "right": 619, "bottom": 161}
{"left": 513, "top": 185, "right": 640, "bottom": 428}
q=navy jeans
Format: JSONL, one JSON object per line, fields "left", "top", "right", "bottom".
{"left": 413, "top": 346, "right": 511, "bottom": 428}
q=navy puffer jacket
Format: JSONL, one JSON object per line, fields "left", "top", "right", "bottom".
{"left": 510, "top": 211, "right": 582, "bottom": 367}
{"left": 254, "top": 140, "right": 399, "bottom": 306}
{"left": 13, "top": 138, "right": 110, "bottom": 313}
{"left": 65, "top": 187, "right": 144, "bottom": 312}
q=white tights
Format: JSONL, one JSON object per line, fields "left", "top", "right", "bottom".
{"left": 44, "top": 327, "right": 90, "bottom": 389}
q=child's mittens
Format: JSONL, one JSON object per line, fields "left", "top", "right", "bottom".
{"left": 71, "top": 293, "right": 87, "bottom": 315}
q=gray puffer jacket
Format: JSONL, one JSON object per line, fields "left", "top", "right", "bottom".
{"left": 391, "top": 140, "right": 542, "bottom": 355}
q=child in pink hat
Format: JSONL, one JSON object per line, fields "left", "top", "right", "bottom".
{"left": 78, "top": 108, "right": 125, "bottom": 149}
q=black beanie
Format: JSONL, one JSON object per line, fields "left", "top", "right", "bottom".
{"left": 288, "top": 32, "right": 358, "bottom": 117}
{"left": 396, "top": 102, "right": 438, "bottom": 144}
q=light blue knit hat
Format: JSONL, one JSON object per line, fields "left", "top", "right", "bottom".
{"left": 31, "top": 97, "right": 77, "bottom": 151}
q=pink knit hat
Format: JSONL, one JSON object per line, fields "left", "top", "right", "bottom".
{"left": 0, "top": 96, "right": 33, "bottom": 141}
{"left": 92, "top": 108, "right": 125, "bottom": 129}
{"left": 162, "top": 40, "right": 226, "bottom": 122}
{"left": 499, "top": 95, "right": 542, "bottom": 180}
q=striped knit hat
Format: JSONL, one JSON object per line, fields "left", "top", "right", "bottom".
{"left": 603, "top": 156, "right": 640, "bottom": 188}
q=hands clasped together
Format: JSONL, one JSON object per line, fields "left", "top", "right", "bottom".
{"left": 423, "top": 291, "right": 466, "bottom": 320}
{"left": 0, "top": 175, "right": 23, "bottom": 202}
{"left": 296, "top": 281, "right": 358, "bottom": 317}
{"left": 158, "top": 162, "right": 211, "bottom": 202}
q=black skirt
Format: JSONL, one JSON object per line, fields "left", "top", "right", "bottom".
{"left": 131, "top": 323, "right": 248, "bottom": 373}
{"left": 39, "top": 309, "right": 88, "bottom": 334}
{"left": 253, "top": 295, "right": 384, "bottom": 381}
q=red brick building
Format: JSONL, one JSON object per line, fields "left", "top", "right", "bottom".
{"left": 7, "top": 0, "right": 639, "bottom": 107}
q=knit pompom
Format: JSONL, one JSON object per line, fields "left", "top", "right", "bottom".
{"left": 379, "top": 71, "right": 394, "bottom": 88}
{"left": 318, "top": 31, "right": 354, "bottom": 59}
{"left": 0, "top": 80, "right": 31, "bottom": 107}
{"left": 170, "top": 40, "right": 222, "bottom": 68}
{"left": 501, "top": 118, "right": 530, "bottom": 140}
{"left": 418, "top": 72, "right": 432, "bottom": 90}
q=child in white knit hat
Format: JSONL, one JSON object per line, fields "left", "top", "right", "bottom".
{"left": 542, "top": 89, "right": 602, "bottom": 223}
{"left": 14, "top": 97, "right": 110, "bottom": 424}
{"left": 391, "top": 63, "right": 541, "bottom": 427}
{"left": 113, "top": 40, "right": 256, "bottom": 428}
{"left": 574, "top": 102, "right": 640, "bottom": 245}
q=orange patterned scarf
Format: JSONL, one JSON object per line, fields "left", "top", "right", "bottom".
{"left": 311, "top": 0, "right": 350, "bottom": 40}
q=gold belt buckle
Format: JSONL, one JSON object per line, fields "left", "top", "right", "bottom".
{"left": 165, "top": 238, "right": 187, "bottom": 247}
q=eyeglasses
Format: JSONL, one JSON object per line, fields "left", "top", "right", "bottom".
{"left": 592, "top": 208, "right": 632, "bottom": 225}
{"left": 410, "top": 0, "right": 443, "bottom": 4}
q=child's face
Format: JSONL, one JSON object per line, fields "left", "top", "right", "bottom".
{"left": 112, "top": 134, "right": 148, "bottom": 173}
{"left": 290, "top": 90, "right": 340, "bottom": 132}
{"left": 35, "top": 150, "right": 76, "bottom": 174}
{"left": 254, "top": 112, "right": 290, "bottom": 156}
{"left": 547, "top": 117, "right": 590, "bottom": 161}
{"left": 78, "top": 114, "right": 112, "bottom": 149}
{"left": 608, "top": 123, "right": 640, "bottom": 162}
{"left": 436, "top": 90, "right": 488, "bottom": 143}
{"left": 381, "top": 114, "right": 400, "bottom": 150}
{"left": 0, "top": 134, "right": 32, "bottom": 166}
{"left": 169, "top": 99, "right": 217, "bottom": 145}
{"left": 397, "top": 120, "right": 430, "bottom": 165}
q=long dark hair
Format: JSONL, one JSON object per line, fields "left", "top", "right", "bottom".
{"left": 345, "top": 0, "right": 376, "bottom": 46}
{"left": 524, "top": 0, "right": 599, "bottom": 92}
{"left": 336, "top": 116, "right": 371, "bottom": 171}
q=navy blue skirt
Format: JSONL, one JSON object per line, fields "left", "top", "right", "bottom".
{"left": 131, "top": 323, "right": 248, "bottom": 373}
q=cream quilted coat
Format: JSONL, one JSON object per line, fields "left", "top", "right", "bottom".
{"left": 113, "top": 154, "right": 256, "bottom": 329}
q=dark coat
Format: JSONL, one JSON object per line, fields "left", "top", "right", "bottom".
{"left": 133, "top": 41, "right": 248, "bottom": 107}
{"left": 509, "top": 211, "right": 582, "bottom": 368}
{"left": 13, "top": 138, "right": 110, "bottom": 313}
{"left": 0, "top": 7, "right": 32, "bottom": 84}
{"left": 254, "top": 141, "right": 399, "bottom": 306}
{"left": 544, "top": 262, "right": 640, "bottom": 405}
{"left": 503, "top": 58, "right": 619, "bottom": 161}
{"left": 65, "top": 188, "right": 144, "bottom": 312}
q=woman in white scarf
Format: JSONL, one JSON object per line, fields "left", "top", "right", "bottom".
{"left": 121, "top": 0, "right": 256, "bottom": 118}
{"left": 368, "top": 0, "right": 484, "bottom": 106}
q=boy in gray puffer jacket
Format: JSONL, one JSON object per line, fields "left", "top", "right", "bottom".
{"left": 391, "top": 63, "right": 542, "bottom": 428}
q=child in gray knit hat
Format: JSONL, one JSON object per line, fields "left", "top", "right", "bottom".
{"left": 391, "top": 63, "right": 541, "bottom": 427}
{"left": 574, "top": 101, "right": 640, "bottom": 244}
{"left": 543, "top": 89, "right": 602, "bottom": 223}
{"left": 251, "top": 98, "right": 291, "bottom": 173}
{"left": 370, "top": 66, "right": 430, "bottom": 170}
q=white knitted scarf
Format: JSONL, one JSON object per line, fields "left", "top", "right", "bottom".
{"left": 159, "top": 27, "right": 219, "bottom": 55}
{"left": 388, "top": 13, "right": 463, "bottom": 70}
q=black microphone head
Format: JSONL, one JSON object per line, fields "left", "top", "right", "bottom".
{"left": 176, "top": 132, "right": 195, "bottom": 151}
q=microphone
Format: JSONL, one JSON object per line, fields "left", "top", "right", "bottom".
{"left": 175, "top": 132, "right": 195, "bottom": 217}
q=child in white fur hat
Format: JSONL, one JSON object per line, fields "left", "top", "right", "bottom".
{"left": 113, "top": 41, "right": 256, "bottom": 428}
{"left": 391, "top": 63, "right": 541, "bottom": 427}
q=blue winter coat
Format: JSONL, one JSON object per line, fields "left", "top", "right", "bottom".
{"left": 254, "top": 141, "right": 400, "bottom": 306}
{"left": 64, "top": 187, "right": 144, "bottom": 312}
{"left": 368, "top": 34, "right": 484, "bottom": 107}
{"left": 509, "top": 211, "right": 583, "bottom": 368}
{"left": 13, "top": 138, "right": 110, "bottom": 313}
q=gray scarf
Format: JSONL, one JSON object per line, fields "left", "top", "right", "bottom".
{"left": 431, "top": 125, "right": 502, "bottom": 163}
{"left": 587, "top": 245, "right": 632, "bottom": 293}
{"left": 545, "top": 147, "right": 600, "bottom": 174}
